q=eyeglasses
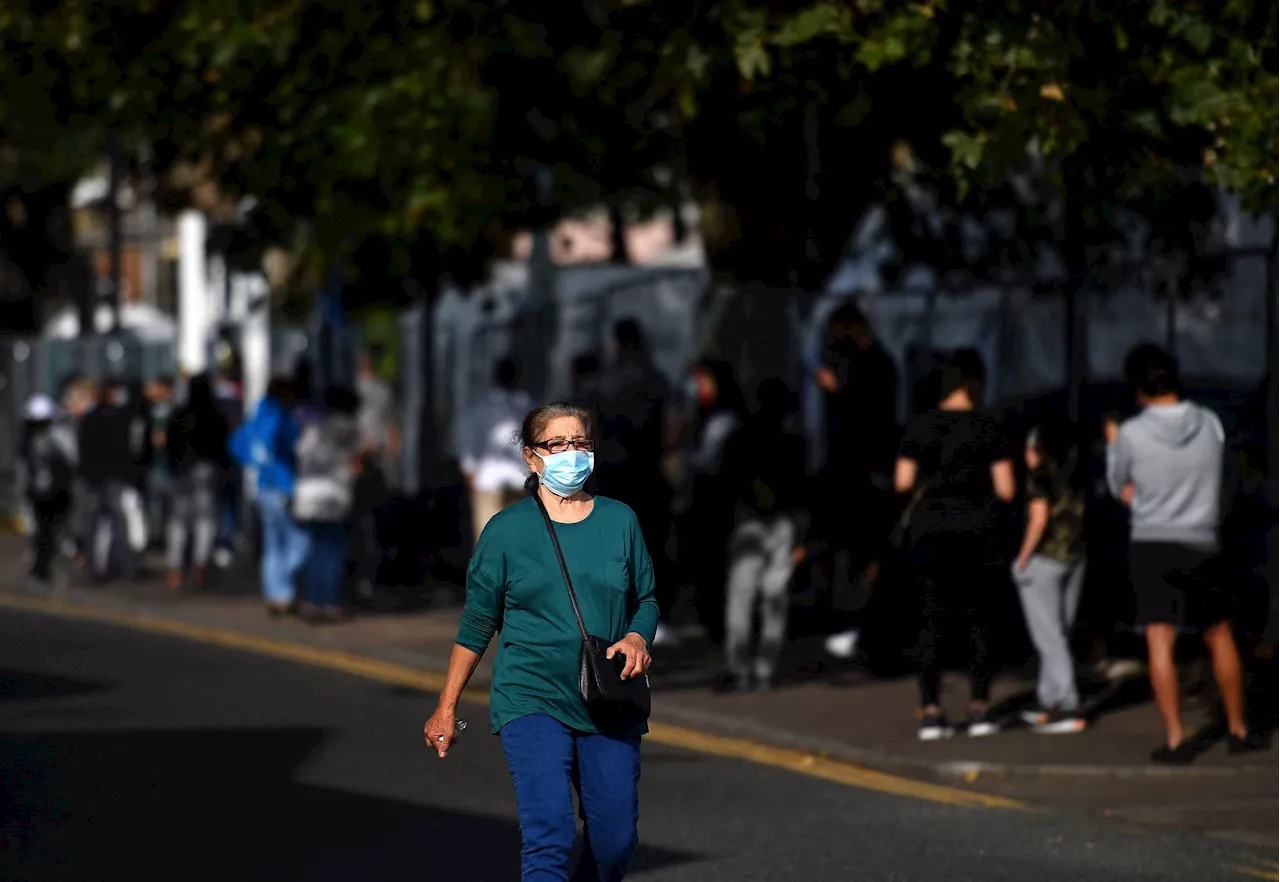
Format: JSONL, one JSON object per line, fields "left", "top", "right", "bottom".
{"left": 534, "top": 438, "right": 595, "bottom": 454}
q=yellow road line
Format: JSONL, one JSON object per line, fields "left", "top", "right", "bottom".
{"left": 0, "top": 592, "right": 1025, "bottom": 811}
{"left": 646, "top": 722, "right": 1026, "bottom": 809}
{"left": 1236, "top": 867, "right": 1279, "bottom": 880}
{"left": 1233, "top": 860, "right": 1280, "bottom": 880}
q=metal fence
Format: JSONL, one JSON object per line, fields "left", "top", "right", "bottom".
{"left": 0, "top": 333, "right": 179, "bottom": 517}
{"left": 429, "top": 263, "right": 708, "bottom": 459}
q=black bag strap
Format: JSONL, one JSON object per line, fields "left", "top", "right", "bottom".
{"left": 533, "top": 495, "right": 591, "bottom": 644}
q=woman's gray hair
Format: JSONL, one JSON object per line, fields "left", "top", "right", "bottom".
{"left": 517, "top": 402, "right": 596, "bottom": 494}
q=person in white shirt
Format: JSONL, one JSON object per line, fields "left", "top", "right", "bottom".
{"left": 457, "top": 358, "right": 536, "bottom": 547}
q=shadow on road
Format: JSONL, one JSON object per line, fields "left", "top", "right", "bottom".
{"left": 0, "top": 726, "right": 702, "bottom": 881}
{"left": 0, "top": 668, "right": 107, "bottom": 703}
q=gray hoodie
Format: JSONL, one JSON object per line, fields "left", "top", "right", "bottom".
{"left": 1107, "top": 401, "right": 1224, "bottom": 544}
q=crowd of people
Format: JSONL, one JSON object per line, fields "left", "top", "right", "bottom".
{"left": 16, "top": 350, "right": 398, "bottom": 624}
{"left": 17, "top": 306, "right": 1274, "bottom": 762}
{"left": 458, "top": 310, "right": 1272, "bottom": 762}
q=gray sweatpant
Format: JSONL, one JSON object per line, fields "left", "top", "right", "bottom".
{"left": 1013, "top": 554, "right": 1086, "bottom": 712}
{"left": 167, "top": 462, "right": 220, "bottom": 572}
{"left": 725, "top": 516, "right": 797, "bottom": 682}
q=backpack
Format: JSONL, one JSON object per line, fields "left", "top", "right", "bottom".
{"left": 24, "top": 425, "right": 74, "bottom": 503}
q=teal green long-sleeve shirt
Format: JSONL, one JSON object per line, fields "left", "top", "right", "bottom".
{"left": 455, "top": 495, "right": 659, "bottom": 735}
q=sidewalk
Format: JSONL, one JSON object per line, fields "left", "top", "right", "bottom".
{"left": 1, "top": 533, "right": 1274, "bottom": 847}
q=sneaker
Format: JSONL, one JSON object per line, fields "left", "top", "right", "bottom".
{"left": 918, "top": 713, "right": 955, "bottom": 742}
{"left": 653, "top": 621, "right": 682, "bottom": 648}
{"left": 1032, "top": 710, "right": 1087, "bottom": 735}
{"left": 1151, "top": 740, "right": 1198, "bottom": 764}
{"left": 1102, "top": 658, "right": 1146, "bottom": 681}
{"left": 1227, "top": 731, "right": 1270, "bottom": 755}
{"left": 824, "top": 628, "right": 861, "bottom": 659}
{"left": 711, "top": 672, "right": 752, "bottom": 694}
{"left": 966, "top": 711, "right": 1001, "bottom": 738}
{"left": 1019, "top": 706, "right": 1050, "bottom": 727}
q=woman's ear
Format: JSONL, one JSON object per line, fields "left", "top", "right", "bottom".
{"left": 523, "top": 446, "right": 540, "bottom": 474}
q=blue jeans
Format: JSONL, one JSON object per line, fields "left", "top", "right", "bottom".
{"left": 217, "top": 469, "right": 242, "bottom": 550}
{"left": 257, "top": 490, "right": 308, "bottom": 606}
{"left": 303, "top": 521, "right": 349, "bottom": 607}
{"left": 500, "top": 714, "right": 641, "bottom": 882}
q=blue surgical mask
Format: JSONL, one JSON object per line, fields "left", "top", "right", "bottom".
{"left": 536, "top": 450, "right": 594, "bottom": 498}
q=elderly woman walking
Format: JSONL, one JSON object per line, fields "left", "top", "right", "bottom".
{"left": 425, "top": 402, "right": 658, "bottom": 882}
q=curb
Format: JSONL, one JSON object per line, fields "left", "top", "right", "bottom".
{"left": 0, "top": 581, "right": 1272, "bottom": 782}
{"left": 652, "top": 703, "right": 1276, "bottom": 781}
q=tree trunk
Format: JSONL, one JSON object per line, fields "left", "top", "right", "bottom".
{"left": 1060, "top": 207, "right": 1091, "bottom": 424}
{"left": 0, "top": 182, "right": 74, "bottom": 336}
{"left": 608, "top": 203, "right": 629, "bottom": 264}
{"left": 399, "top": 276, "right": 439, "bottom": 497}
{"left": 107, "top": 135, "right": 124, "bottom": 333}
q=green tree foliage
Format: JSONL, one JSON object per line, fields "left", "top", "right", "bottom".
{"left": 1, "top": 0, "right": 1274, "bottom": 304}
{"left": 647, "top": 0, "right": 1278, "bottom": 283}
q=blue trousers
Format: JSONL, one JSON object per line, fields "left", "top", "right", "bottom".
{"left": 500, "top": 714, "right": 641, "bottom": 882}
{"left": 257, "top": 491, "right": 308, "bottom": 606}
{"left": 302, "top": 521, "right": 349, "bottom": 607}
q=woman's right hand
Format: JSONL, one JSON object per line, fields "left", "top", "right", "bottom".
{"left": 424, "top": 705, "right": 457, "bottom": 759}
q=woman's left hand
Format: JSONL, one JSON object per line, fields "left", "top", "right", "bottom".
{"left": 606, "top": 633, "right": 652, "bottom": 680}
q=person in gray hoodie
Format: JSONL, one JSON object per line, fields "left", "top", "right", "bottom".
{"left": 1106, "top": 344, "right": 1267, "bottom": 763}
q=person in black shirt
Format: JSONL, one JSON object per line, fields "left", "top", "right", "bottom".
{"left": 569, "top": 353, "right": 603, "bottom": 421}
{"left": 595, "top": 319, "right": 674, "bottom": 631}
{"left": 145, "top": 376, "right": 177, "bottom": 547}
{"left": 679, "top": 359, "right": 750, "bottom": 645}
{"left": 78, "top": 380, "right": 143, "bottom": 579}
{"left": 814, "top": 304, "right": 899, "bottom": 656}
{"left": 165, "top": 374, "right": 232, "bottom": 590}
{"left": 816, "top": 304, "right": 899, "bottom": 484}
{"left": 895, "top": 354, "right": 1016, "bottom": 741}
{"left": 716, "top": 378, "right": 810, "bottom": 691}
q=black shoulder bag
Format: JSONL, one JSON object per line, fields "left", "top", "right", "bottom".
{"left": 888, "top": 480, "right": 929, "bottom": 553}
{"left": 533, "top": 496, "right": 652, "bottom": 724}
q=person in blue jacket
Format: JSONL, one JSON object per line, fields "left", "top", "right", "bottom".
{"left": 230, "top": 377, "right": 308, "bottom": 615}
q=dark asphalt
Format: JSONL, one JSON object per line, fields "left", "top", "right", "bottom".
{"left": 0, "top": 609, "right": 1263, "bottom": 882}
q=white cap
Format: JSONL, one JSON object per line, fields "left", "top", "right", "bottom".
{"left": 24, "top": 394, "right": 58, "bottom": 421}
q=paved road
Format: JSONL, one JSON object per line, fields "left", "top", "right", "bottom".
{"left": 0, "top": 609, "right": 1268, "bottom": 882}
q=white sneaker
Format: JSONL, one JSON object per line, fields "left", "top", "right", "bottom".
{"left": 653, "top": 621, "right": 681, "bottom": 648}
{"left": 1020, "top": 707, "right": 1049, "bottom": 727}
{"left": 1032, "top": 711, "right": 1087, "bottom": 735}
{"left": 918, "top": 713, "right": 955, "bottom": 742}
{"left": 824, "top": 629, "right": 861, "bottom": 659}
{"left": 1103, "top": 658, "right": 1146, "bottom": 681}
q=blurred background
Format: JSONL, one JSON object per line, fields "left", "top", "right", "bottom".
{"left": 0, "top": 0, "right": 1274, "bottom": 680}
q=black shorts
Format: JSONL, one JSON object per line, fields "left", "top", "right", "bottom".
{"left": 1131, "top": 542, "right": 1229, "bottom": 629}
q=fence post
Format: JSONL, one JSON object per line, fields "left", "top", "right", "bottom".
{"left": 515, "top": 166, "right": 557, "bottom": 402}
